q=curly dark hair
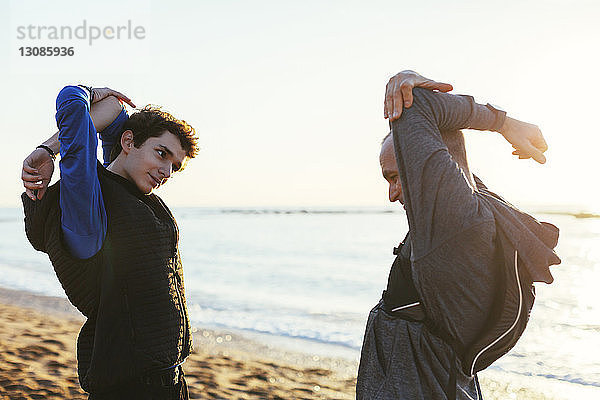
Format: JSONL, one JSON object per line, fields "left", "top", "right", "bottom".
{"left": 110, "top": 105, "right": 199, "bottom": 164}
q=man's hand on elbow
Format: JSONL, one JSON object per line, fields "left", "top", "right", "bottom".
{"left": 384, "top": 70, "right": 453, "bottom": 121}
{"left": 90, "top": 87, "right": 135, "bottom": 108}
{"left": 88, "top": 87, "right": 135, "bottom": 132}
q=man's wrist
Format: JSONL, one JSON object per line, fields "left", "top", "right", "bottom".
{"left": 485, "top": 103, "right": 507, "bottom": 132}
{"left": 78, "top": 84, "right": 95, "bottom": 103}
{"left": 41, "top": 132, "right": 60, "bottom": 157}
{"left": 498, "top": 116, "right": 512, "bottom": 136}
{"left": 36, "top": 145, "right": 56, "bottom": 161}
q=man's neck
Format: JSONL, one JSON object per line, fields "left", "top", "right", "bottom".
{"left": 106, "top": 156, "right": 131, "bottom": 182}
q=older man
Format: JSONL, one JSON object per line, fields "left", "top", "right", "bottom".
{"left": 356, "top": 71, "right": 560, "bottom": 399}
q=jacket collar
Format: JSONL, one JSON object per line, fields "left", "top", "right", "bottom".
{"left": 98, "top": 161, "right": 146, "bottom": 200}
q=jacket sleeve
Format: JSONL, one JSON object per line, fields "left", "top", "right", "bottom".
{"left": 56, "top": 86, "right": 107, "bottom": 259}
{"left": 98, "top": 107, "right": 129, "bottom": 166}
{"left": 390, "top": 88, "right": 497, "bottom": 260}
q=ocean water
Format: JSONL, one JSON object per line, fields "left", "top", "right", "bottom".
{"left": 1, "top": 206, "right": 599, "bottom": 392}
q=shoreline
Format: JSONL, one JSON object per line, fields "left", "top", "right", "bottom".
{"left": 0, "top": 286, "right": 359, "bottom": 376}
{"left": 1, "top": 286, "right": 597, "bottom": 399}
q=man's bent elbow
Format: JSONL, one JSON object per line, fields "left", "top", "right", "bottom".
{"left": 56, "top": 86, "right": 89, "bottom": 111}
{"left": 389, "top": 87, "right": 437, "bottom": 132}
{"left": 410, "top": 87, "right": 439, "bottom": 109}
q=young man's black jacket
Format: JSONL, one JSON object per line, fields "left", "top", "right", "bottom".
{"left": 22, "top": 163, "right": 193, "bottom": 394}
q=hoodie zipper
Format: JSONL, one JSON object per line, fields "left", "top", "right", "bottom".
{"left": 469, "top": 250, "right": 523, "bottom": 376}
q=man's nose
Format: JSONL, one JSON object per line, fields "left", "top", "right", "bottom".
{"left": 160, "top": 163, "right": 172, "bottom": 180}
{"left": 389, "top": 180, "right": 403, "bottom": 202}
{"left": 389, "top": 183, "right": 398, "bottom": 202}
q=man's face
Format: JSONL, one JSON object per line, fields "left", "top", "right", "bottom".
{"left": 122, "top": 130, "right": 188, "bottom": 194}
{"left": 380, "top": 136, "right": 404, "bottom": 204}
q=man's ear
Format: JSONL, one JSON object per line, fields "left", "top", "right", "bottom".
{"left": 120, "top": 130, "right": 134, "bottom": 155}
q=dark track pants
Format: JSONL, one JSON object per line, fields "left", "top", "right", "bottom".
{"left": 88, "top": 367, "right": 189, "bottom": 400}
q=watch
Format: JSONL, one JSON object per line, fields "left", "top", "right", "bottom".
{"left": 485, "top": 103, "right": 507, "bottom": 132}
{"left": 78, "top": 84, "right": 95, "bottom": 102}
{"left": 36, "top": 144, "right": 56, "bottom": 161}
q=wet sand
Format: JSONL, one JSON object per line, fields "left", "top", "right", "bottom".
{"left": 0, "top": 287, "right": 592, "bottom": 399}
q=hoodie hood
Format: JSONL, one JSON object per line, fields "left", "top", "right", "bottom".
{"left": 474, "top": 176, "right": 561, "bottom": 284}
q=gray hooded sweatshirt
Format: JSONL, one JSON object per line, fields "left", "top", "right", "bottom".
{"left": 356, "top": 88, "right": 560, "bottom": 400}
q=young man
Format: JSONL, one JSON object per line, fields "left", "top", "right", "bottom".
{"left": 21, "top": 85, "right": 199, "bottom": 399}
{"left": 356, "top": 71, "right": 561, "bottom": 399}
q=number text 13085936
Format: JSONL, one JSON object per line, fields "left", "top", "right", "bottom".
{"left": 19, "top": 47, "right": 75, "bottom": 56}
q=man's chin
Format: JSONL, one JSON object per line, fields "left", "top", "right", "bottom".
{"left": 139, "top": 184, "right": 154, "bottom": 195}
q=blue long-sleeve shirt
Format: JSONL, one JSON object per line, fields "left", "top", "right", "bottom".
{"left": 56, "top": 86, "right": 128, "bottom": 259}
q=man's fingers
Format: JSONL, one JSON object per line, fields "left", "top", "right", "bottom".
{"left": 400, "top": 82, "right": 413, "bottom": 109}
{"left": 533, "top": 134, "right": 549, "bottom": 153}
{"left": 25, "top": 188, "right": 36, "bottom": 201}
{"left": 388, "top": 79, "right": 403, "bottom": 121}
{"left": 521, "top": 144, "right": 546, "bottom": 164}
{"left": 420, "top": 80, "right": 454, "bottom": 93}
{"left": 532, "top": 151, "right": 546, "bottom": 164}
{"left": 512, "top": 149, "right": 529, "bottom": 159}
{"left": 109, "top": 90, "right": 136, "bottom": 108}
{"left": 95, "top": 87, "right": 136, "bottom": 108}
{"left": 22, "top": 164, "right": 41, "bottom": 181}
{"left": 384, "top": 80, "right": 394, "bottom": 119}
{"left": 23, "top": 164, "right": 38, "bottom": 174}
{"left": 385, "top": 74, "right": 453, "bottom": 121}
{"left": 37, "top": 187, "right": 48, "bottom": 200}
{"left": 389, "top": 80, "right": 408, "bottom": 121}
{"left": 434, "top": 82, "right": 453, "bottom": 92}
{"left": 513, "top": 142, "right": 547, "bottom": 163}
{"left": 515, "top": 153, "right": 531, "bottom": 160}
{"left": 23, "top": 180, "right": 45, "bottom": 190}
{"left": 22, "top": 171, "right": 42, "bottom": 182}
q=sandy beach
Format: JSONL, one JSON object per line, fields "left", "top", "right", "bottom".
{"left": 0, "top": 286, "right": 594, "bottom": 400}
{"left": 0, "top": 287, "right": 356, "bottom": 400}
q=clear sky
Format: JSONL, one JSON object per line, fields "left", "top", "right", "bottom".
{"left": 1, "top": 0, "right": 598, "bottom": 211}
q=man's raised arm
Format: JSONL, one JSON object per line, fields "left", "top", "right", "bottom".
{"left": 22, "top": 92, "right": 131, "bottom": 201}
{"left": 387, "top": 79, "right": 548, "bottom": 259}
{"left": 22, "top": 86, "right": 133, "bottom": 259}
{"left": 385, "top": 71, "right": 548, "bottom": 163}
